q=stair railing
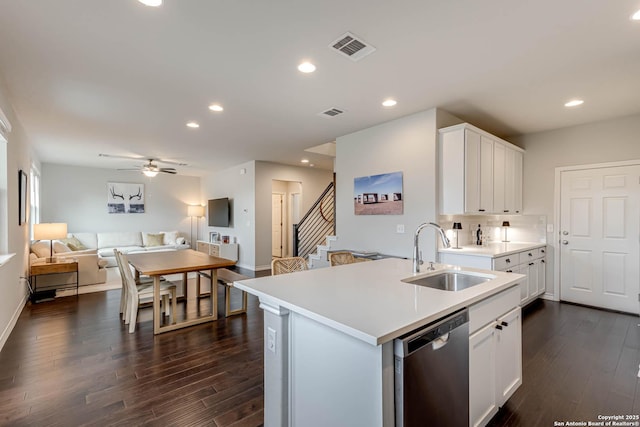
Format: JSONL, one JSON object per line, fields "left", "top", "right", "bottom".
{"left": 293, "top": 182, "right": 335, "bottom": 259}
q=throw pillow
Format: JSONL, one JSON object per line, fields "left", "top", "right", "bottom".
{"left": 146, "top": 233, "right": 164, "bottom": 247}
{"left": 60, "top": 236, "right": 87, "bottom": 251}
{"left": 31, "top": 241, "right": 51, "bottom": 258}
{"left": 161, "top": 231, "right": 178, "bottom": 245}
{"left": 53, "top": 241, "right": 72, "bottom": 253}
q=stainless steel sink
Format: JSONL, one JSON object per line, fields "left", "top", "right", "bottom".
{"left": 402, "top": 271, "right": 494, "bottom": 291}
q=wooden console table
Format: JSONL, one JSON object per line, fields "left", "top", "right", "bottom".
{"left": 30, "top": 259, "right": 79, "bottom": 302}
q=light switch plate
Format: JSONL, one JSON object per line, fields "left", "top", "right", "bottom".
{"left": 397, "top": 224, "right": 405, "bottom": 234}
{"left": 546, "top": 224, "right": 554, "bottom": 233}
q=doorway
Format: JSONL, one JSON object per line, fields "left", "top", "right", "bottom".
{"left": 272, "top": 180, "right": 302, "bottom": 258}
{"left": 558, "top": 162, "right": 640, "bottom": 314}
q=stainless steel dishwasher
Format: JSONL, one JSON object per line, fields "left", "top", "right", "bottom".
{"left": 394, "top": 308, "right": 469, "bottom": 427}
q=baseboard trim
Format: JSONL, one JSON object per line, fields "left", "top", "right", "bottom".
{"left": 0, "top": 282, "right": 29, "bottom": 352}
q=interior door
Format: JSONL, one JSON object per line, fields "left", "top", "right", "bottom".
{"left": 272, "top": 194, "right": 283, "bottom": 258}
{"left": 560, "top": 165, "right": 640, "bottom": 313}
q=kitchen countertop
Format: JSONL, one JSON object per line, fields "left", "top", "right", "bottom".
{"left": 235, "top": 258, "right": 524, "bottom": 346}
{"left": 439, "top": 241, "right": 546, "bottom": 258}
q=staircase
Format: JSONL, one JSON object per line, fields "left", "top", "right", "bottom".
{"left": 307, "top": 235, "right": 339, "bottom": 269}
{"left": 293, "top": 182, "right": 335, "bottom": 265}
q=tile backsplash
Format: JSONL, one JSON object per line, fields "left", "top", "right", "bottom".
{"left": 438, "top": 214, "right": 547, "bottom": 247}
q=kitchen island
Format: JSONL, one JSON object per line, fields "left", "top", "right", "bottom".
{"left": 235, "top": 258, "right": 524, "bottom": 427}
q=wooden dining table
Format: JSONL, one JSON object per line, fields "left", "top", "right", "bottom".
{"left": 126, "top": 249, "right": 236, "bottom": 334}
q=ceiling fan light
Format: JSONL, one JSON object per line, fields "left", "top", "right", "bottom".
{"left": 138, "top": 0, "right": 162, "bottom": 6}
{"left": 143, "top": 169, "right": 159, "bottom": 177}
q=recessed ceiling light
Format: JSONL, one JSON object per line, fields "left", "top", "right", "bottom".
{"left": 297, "top": 62, "right": 316, "bottom": 73}
{"left": 301, "top": 159, "right": 310, "bottom": 163}
{"left": 382, "top": 99, "right": 397, "bottom": 107}
{"left": 138, "top": 0, "right": 162, "bottom": 6}
{"left": 632, "top": 9, "right": 640, "bottom": 20}
{"left": 186, "top": 121, "right": 200, "bottom": 128}
{"left": 309, "top": 164, "right": 315, "bottom": 167}
{"left": 209, "top": 104, "right": 224, "bottom": 112}
{"left": 564, "top": 99, "right": 584, "bottom": 107}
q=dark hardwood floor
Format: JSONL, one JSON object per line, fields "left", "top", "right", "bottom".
{"left": 1, "top": 278, "right": 639, "bottom": 426}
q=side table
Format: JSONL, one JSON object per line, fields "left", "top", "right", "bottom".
{"left": 30, "top": 259, "right": 79, "bottom": 303}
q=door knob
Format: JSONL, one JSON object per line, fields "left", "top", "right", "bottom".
{"left": 562, "top": 240, "right": 569, "bottom": 245}
{"left": 562, "top": 231, "right": 569, "bottom": 236}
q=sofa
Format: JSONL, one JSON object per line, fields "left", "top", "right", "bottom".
{"left": 67, "top": 231, "right": 189, "bottom": 267}
{"left": 29, "top": 243, "right": 108, "bottom": 287}
{"left": 29, "top": 230, "right": 189, "bottom": 287}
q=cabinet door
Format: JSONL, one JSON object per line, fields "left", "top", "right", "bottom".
{"left": 493, "top": 143, "right": 506, "bottom": 214}
{"left": 526, "top": 260, "right": 539, "bottom": 299}
{"left": 510, "top": 265, "right": 528, "bottom": 304}
{"left": 538, "top": 258, "right": 546, "bottom": 295}
{"left": 469, "top": 323, "right": 498, "bottom": 427}
{"left": 196, "top": 241, "right": 209, "bottom": 254}
{"left": 504, "top": 148, "right": 516, "bottom": 213}
{"left": 496, "top": 307, "right": 522, "bottom": 405}
{"left": 465, "top": 129, "right": 481, "bottom": 213}
{"left": 479, "top": 136, "right": 494, "bottom": 213}
{"left": 513, "top": 150, "right": 523, "bottom": 213}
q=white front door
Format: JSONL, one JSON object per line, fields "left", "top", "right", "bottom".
{"left": 272, "top": 194, "right": 283, "bottom": 258}
{"left": 560, "top": 164, "right": 640, "bottom": 313}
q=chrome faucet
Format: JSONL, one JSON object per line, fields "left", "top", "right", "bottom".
{"left": 413, "top": 222, "right": 451, "bottom": 274}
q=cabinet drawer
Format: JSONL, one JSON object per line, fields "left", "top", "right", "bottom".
{"left": 521, "top": 249, "right": 539, "bottom": 262}
{"left": 493, "top": 254, "right": 519, "bottom": 271}
{"left": 469, "top": 285, "right": 520, "bottom": 334}
{"left": 210, "top": 245, "right": 220, "bottom": 256}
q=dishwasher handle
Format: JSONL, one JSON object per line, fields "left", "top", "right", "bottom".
{"left": 431, "top": 333, "right": 450, "bottom": 351}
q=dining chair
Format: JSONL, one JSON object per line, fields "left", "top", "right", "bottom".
{"left": 271, "top": 257, "right": 308, "bottom": 275}
{"left": 115, "top": 249, "right": 167, "bottom": 319}
{"left": 329, "top": 251, "right": 356, "bottom": 266}
{"left": 115, "top": 250, "right": 177, "bottom": 333}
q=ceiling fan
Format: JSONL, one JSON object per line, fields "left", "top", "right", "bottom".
{"left": 99, "top": 154, "right": 187, "bottom": 177}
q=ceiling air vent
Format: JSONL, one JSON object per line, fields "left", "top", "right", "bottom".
{"left": 318, "top": 108, "right": 345, "bottom": 118}
{"left": 329, "top": 32, "right": 376, "bottom": 62}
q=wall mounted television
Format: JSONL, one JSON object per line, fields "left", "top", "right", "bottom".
{"left": 208, "top": 197, "right": 230, "bottom": 227}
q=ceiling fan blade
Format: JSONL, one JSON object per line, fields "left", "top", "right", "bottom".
{"left": 117, "top": 168, "right": 143, "bottom": 171}
{"left": 159, "top": 168, "right": 177, "bottom": 174}
{"left": 99, "top": 153, "right": 188, "bottom": 166}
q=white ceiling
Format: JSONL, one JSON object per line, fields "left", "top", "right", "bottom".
{"left": 0, "top": 0, "right": 638, "bottom": 176}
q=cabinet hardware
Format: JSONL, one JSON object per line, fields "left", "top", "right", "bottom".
{"left": 506, "top": 270, "right": 513, "bottom": 273}
{"left": 501, "top": 321, "right": 509, "bottom": 327}
{"left": 506, "top": 259, "right": 511, "bottom": 263}
{"left": 504, "top": 210, "right": 509, "bottom": 213}
{"left": 529, "top": 262, "right": 534, "bottom": 266}
{"left": 562, "top": 231, "right": 569, "bottom": 236}
{"left": 562, "top": 240, "right": 569, "bottom": 245}
{"left": 479, "top": 209, "right": 485, "bottom": 212}
{"left": 495, "top": 324, "right": 503, "bottom": 330}
{"left": 541, "top": 260, "right": 545, "bottom": 264}
{"left": 528, "top": 253, "right": 533, "bottom": 256}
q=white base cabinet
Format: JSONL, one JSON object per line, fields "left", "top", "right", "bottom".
{"left": 440, "top": 245, "right": 546, "bottom": 306}
{"left": 469, "top": 286, "right": 522, "bottom": 427}
{"left": 196, "top": 240, "right": 239, "bottom": 261}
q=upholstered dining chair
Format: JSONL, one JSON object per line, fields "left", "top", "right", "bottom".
{"left": 271, "top": 257, "right": 308, "bottom": 275}
{"left": 329, "top": 251, "right": 356, "bottom": 266}
{"left": 115, "top": 249, "right": 167, "bottom": 319}
{"left": 115, "top": 250, "right": 177, "bottom": 333}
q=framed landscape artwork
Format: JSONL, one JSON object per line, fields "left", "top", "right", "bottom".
{"left": 107, "top": 182, "right": 145, "bottom": 214}
{"left": 354, "top": 171, "right": 403, "bottom": 215}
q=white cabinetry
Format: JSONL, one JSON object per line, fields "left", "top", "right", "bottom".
{"left": 196, "top": 240, "right": 239, "bottom": 261}
{"left": 469, "top": 286, "right": 522, "bottom": 427}
{"left": 440, "top": 245, "right": 546, "bottom": 305}
{"left": 439, "top": 123, "right": 524, "bottom": 215}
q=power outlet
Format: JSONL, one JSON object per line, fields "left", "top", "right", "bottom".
{"left": 397, "top": 224, "right": 405, "bottom": 234}
{"left": 267, "top": 327, "right": 277, "bottom": 353}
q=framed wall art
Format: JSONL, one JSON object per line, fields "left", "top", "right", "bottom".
{"left": 107, "top": 182, "right": 145, "bottom": 214}
{"left": 354, "top": 171, "right": 403, "bottom": 215}
{"left": 18, "top": 170, "right": 27, "bottom": 225}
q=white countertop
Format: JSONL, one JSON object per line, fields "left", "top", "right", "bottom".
{"left": 235, "top": 258, "right": 524, "bottom": 346}
{"left": 439, "top": 242, "right": 546, "bottom": 258}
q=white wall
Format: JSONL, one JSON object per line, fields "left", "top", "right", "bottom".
{"left": 255, "top": 162, "right": 333, "bottom": 269}
{"left": 202, "top": 161, "right": 256, "bottom": 269}
{"left": 201, "top": 161, "right": 333, "bottom": 270}
{"left": 0, "top": 74, "right": 38, "bottom": 351}
{"left": 41, "top": 163, "right": 201, "bottom": 239}
{"left": 335, "top": 108, "right": 450, "bottom": 261}
{"left": 511, "top": 113, "right": 640, "bottom": 299}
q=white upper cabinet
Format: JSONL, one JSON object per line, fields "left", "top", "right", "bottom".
{"left": 439, "top": 123, "right": 524, "bottom": 215}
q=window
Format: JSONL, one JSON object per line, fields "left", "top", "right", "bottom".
{"left": 0, "top": 106, "right": 9, "bottom": 253}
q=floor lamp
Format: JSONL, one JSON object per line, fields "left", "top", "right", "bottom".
{"left": 33, "top": 223, "right": 68, "bottom": 263}
{"left": 188, "top": 205, "right": 205, "bottom": 248}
